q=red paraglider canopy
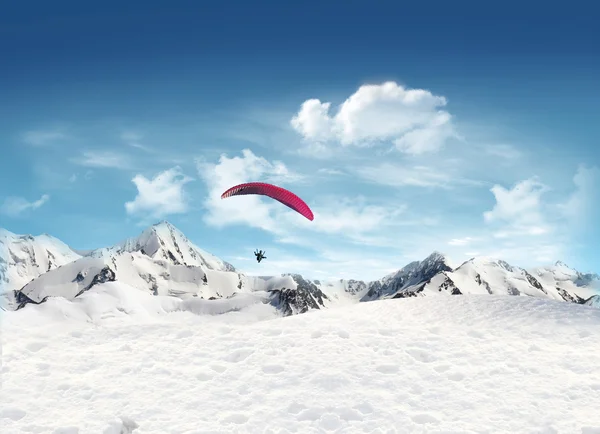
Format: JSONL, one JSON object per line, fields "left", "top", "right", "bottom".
{"left": 221, "top": 182, "right": 314, "bottom": 221}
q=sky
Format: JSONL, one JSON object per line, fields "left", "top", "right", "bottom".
{"left": 1, "top": 0, "right": 599, "bottom": 281}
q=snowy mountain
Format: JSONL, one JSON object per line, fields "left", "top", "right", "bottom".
{"left": 362, "top": 255, "right": 599, "bottom": 304}
{"left": 2, "top": 222, "right": 245, "bottom": 311}
{"left": 2, "top": 221, "right": 599, "bottom": 315}
{"left": 0, "top": 229, "right": 83, "bottom": 309}
{"left": 87, "top": 221, "right": 236, "bottom": 272}
{"left": 14, "top": 252, "right": 248, "bottom": 310}
{"left": 0, "top": 229, "right": 82, "bottom": 293}
{"left": 585, "top": 295, "right": 600, "bottom": 308}
{"left": 361, "top": 251, "right": 454, "bottom": 301}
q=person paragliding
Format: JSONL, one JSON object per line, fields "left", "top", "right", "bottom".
{"left": 221, "top": 182, "right": 314, "bottom": 262}
{"left": 254, "top": 249, "right": 267, "bottom": 263}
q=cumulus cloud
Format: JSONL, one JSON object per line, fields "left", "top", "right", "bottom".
{"left": 292, "top": 196, "right": 407, "bottom": 236}
{"left": 125, "top": 167, "right": 193, "bottom": 220}
{"left": 560, "top": 165, "right": 600, "bottom": 228}
{"left": 197, "top": 149, "right": 304, "bottom": 233}
{"left": 22, "top": 130, "right": 66, "bottom": 146}
{"left": 483, "top": 177, "right": 552, "bottom": 237}
{"left": 1, "top": 194, "right": 50, "bottom": 217}
{"left": 71, "top": 151, "right": 134, "bottom": 170}
{"left": 291, "top": 81, "right": 456, "bottom": 155}
{"left": 468, "top": 166, "right": 600, "bottom": 266}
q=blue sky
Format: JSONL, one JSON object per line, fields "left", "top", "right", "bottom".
{"left": 1, "top": 0, "right": 598, "bottom": 280}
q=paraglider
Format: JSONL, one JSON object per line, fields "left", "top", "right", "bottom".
{"left": 220, "top": 182, "right": 314, "bottom": 221}
{"left": 221, "top": 182, "right": 314, "bottom": 263}
{"left": 254, "top": 249, "right": 267, "bottom": 263}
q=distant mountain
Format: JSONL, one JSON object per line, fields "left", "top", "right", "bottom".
{"left": 414, "top": 257, "right": 598, "bottom": 303}
{"left": 12, "top": 222, "right": 247, "bottom": 310}
{"left": 13, "top": 253, "right": 246, "bottom": 309}
{"left": 361, "top": 251, "right": 454, "bottom": 301}
{"left": 87, "top": 221, "right": 236, "bottom": 272}
{"left": 2, "top": 221, "right": 598, "bottom": 314}
{"left": 584, "top": 295, "right": 600, "bottom": 308}
{"left": 0, "top": 229, "right": 83, "bottom": 309}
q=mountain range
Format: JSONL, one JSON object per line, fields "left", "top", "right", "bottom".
{"left": 1, "top": 221, "right": 598, "bottom": 314}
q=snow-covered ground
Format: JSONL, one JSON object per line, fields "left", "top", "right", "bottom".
{"left": 2, "top": 285, "right": 600, "bottom": 433}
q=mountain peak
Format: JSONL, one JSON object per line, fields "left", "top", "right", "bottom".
{"left": 363, "top": 251, "right": 454, "bottom": 301}
{"left": 126, "top": 222, "right": 235, "bottom": 272}
{"left": 424, "top": 250, "right": 450, "bottom": 262}
{"left": 151, "top": 220, "right": 176, "bottom": 231}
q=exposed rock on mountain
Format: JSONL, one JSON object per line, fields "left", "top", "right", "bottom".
{"left": 361, "top": 252, "right": 453, "bottom": 301}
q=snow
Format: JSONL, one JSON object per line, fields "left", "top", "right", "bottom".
{"left": 2, "top": 290, "right": 600, "bottom": 433}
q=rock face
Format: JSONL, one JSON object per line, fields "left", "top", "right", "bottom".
{"left": 361, "top": 252, "right": 454, "bottom": 301}
{"left": 2, "top": 222, "right": 599, "bottom": 315}
{"left": 268, "top": 273, "right": 330, "bottom": 316}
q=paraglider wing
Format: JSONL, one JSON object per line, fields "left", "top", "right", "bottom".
{"left": 221, "top": 182, "right": 314, "bottom": 221}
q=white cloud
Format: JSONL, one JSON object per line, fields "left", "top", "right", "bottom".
{"left": 317, "top": 168, "right": 345, "bottom": 176}
{"left": 483, "top": 177, "right": 552, "bottom": 236}
{"left": 290, "top": 99, "right": 335, "bottom": 143}
{"left": 355, "top": 163, "right": 453, "bottom": 188}
{"left": 461, "top": 166, "right": 600, "bottom": 267}
{"left": 292, "top": 196, "right": 407, "bottom": 236}
{"left": 121, "top": 131, "right": 152, "bottom": 152}
{"left": 291, "top": 81, "right": 456, "bottom": 155}
{"left": 197, "top": 149, "right": 303, "bottom": 233}
{"left": 296, "top": 141, "right": 336, "bottom": 159}
{"left": 448, "top": 237, "right": 474, "bottom": 246}
{"left": 69, "top": 174, "right": 78, "bottom": 183}
{"left": 22, "top": 130, "right": 66, "bottom": 146}
{"left": 71, "top": 151, "right": 133, "bottom": 169}
{"left": 393, "top": 112, "right": 455, "bottom": 154}
{"left": 1, "top": 194, "right": 50, "bottom": 217}
{"left": 125, "top": 167, "right": 194, "bottom": 220}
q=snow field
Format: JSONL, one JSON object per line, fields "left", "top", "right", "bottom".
{"left": 2, "top": 288, "right": 600, "bottom": 433}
